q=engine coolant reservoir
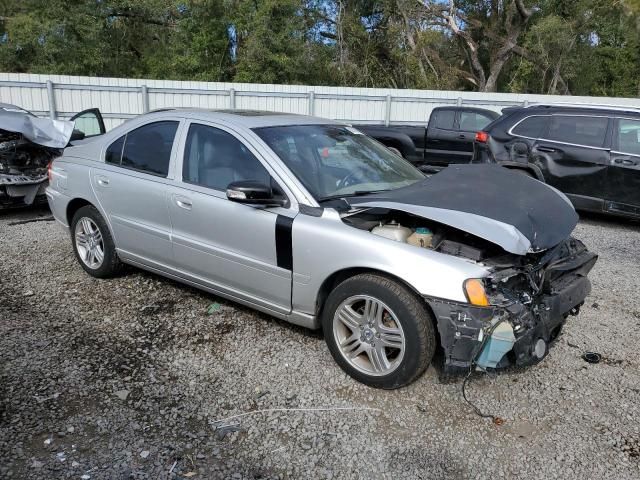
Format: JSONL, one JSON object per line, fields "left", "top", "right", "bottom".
{"left": 407, "top": 227, "right": 433, "bottom": 248}
{"left": 371, "top": 221, "right": 412, "bottom": 242}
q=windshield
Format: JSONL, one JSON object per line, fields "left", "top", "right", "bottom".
{"left": 254, "top": 124, "right": 424, "bottom": 200}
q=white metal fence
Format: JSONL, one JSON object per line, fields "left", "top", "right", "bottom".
{"left": 1, "top": 72, "right": 639, "bottom": 131}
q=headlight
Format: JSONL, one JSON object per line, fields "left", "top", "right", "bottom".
{"left": 463, "top": 278, "right": 489, "bottom": 307}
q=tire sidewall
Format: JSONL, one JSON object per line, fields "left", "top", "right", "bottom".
{"left": 322, "top": 275, "right": 434, "bottom": 389}
{"left": 70, "top": 205, "right": 119, "bottom": 278}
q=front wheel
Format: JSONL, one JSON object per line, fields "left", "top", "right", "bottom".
{"left": 322, "top": 273, "right": 436, "bottom": 389}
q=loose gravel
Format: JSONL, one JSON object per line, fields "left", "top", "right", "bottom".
{"left": 1, "top": 206, "right": 639, "bottom": 479}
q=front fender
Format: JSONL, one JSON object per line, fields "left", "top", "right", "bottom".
{"left": 291, "top": 209, "right": 489, "bottom": 315}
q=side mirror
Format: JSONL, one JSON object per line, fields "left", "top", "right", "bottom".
{"left": 226, "top": 180, "right": 287, "bottom": 207}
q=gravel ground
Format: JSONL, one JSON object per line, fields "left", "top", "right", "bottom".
{"left": 1, "top": 206, "right": 639, "bottom": 480}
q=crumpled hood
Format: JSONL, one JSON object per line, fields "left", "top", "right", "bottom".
{"left": 0, "top": 110, "right": 74, "bottom": 148}
{"left": 347, "top": 164, "right": 579, "bottom": 255}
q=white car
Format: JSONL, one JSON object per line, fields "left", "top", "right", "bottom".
{"left": 46, "top": 109, "right": 597, "bottom": 388}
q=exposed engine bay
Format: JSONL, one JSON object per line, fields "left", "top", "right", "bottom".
{"left": 0, "top": 104, "right": 76, "bottom": 207}
{"left": 341, "top": 207, "right": 598, "bottom": 372}
{"left": 342, "top": 207, "right": 505, "bottom": 261}
{"left": 0, "top": 131, "right": 61, "bottom": 206}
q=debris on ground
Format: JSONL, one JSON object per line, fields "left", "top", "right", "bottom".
{"left": 582, "top": 352, "right": 602, "bottom": 364}
{"left": 206, "top": 302, "right": 222, "bottom": 314}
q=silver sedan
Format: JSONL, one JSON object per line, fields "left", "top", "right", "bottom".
{"left": 47, "top": 109, "right": 596, "bottom": 388}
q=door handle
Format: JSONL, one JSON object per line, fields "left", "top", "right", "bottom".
{"left": 457, "top": 134, "right": 467, "bottom": 139}
{"left": 174, "top": 195, "right": 192, "bottom": 210}
{"left": 537, "top": 146, "right": 559, "bottom": 153}
{"left": 613, "top": 157, "right": 638, "bottom": 166}
{"left": 95, "top": 175, "right": 109, "bottom": 186}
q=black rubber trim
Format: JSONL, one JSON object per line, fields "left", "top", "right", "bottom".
{"left": 299, "top": 204, "right": 323, "bottom": 217}
{"left": 275, "top": 215, "right": 294, "bottom": 270}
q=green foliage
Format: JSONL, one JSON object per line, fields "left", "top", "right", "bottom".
{"left": 0, "top": 0, "right": 638, "bottom": 96}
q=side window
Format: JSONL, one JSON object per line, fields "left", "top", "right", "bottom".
{"left": 616, "top": 119, "right": 640, "bottom": 155}
{"left": 546, "top": 115, "right": 608, "bottom": 148}
{"left": 121, "top": 121, "right": 178, "bottom": 176}
{"left": 183, "top": 123, "right": 271, "bottom": 191}
{"left": 105, "top": 136, "right": 125, "bottom": 165}
{"left": 105, "top": 121, "right": 178, "bottom": 176}
{"left": 458, "top": 111, "right": 494, "bottom": 132}
{"left": 72, "top": 109, "right": 104, "bottom": 137}
{"left": 511, "top": 116, "right": 548, "bottom": 138}
{"left": 431, "top": 109, "right": 455, "bottom": 130}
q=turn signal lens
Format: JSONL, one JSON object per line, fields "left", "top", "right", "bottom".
{"left": 464, "top": 279, "right": 489, "bottom": 307}
{"left": 475, "top": 131, "right": 489, "bottom": 143}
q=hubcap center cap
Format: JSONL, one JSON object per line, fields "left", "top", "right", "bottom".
{"left": 362, "top": 328, "right": 375, "bottom": 343}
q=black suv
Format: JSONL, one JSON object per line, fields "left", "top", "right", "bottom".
{"left": 473, "top": 104, "right": 640, "bottom": 219}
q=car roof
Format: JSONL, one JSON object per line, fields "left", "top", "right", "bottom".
{"left": 433, "top": 106, "right": 499, "bottom": 116}
{"left": 517, "top": 103, "right": 640, "bottom": 116}
{"left": 148, "top": 108, "right": 343, "bottom": 129}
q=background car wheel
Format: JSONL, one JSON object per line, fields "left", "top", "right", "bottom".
{"left": 510, "top": 168, "right": 536, "bottom": 179}
{"left": 322, "top": 273, "right": 436, "bottom": 389}
{"left": 71, "top": 205, "right": 122, "bottom": 278}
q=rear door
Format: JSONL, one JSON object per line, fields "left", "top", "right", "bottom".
{"left": 424, "top": 108, "right": 459, "bottom": 165}
{"left": 91, "top": 119, "right": 181, "bottom": 268}
{"left": 166, "top": 121, "right": 294, "bottom": 313}
{"left": 531, "top": 114, "right": 611, "bottom": 203}
{"left": 608, "top": 118, "right": 640, "bottom": 215}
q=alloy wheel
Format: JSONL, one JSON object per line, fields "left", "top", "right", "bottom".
{"left": 74, "top": 217, "right": 105, "bottom": 269}
{"left": 332, "top": 295, "right": 406, "bottom": 376}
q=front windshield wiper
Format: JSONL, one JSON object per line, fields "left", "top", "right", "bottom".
{"left": 317, "top": 189, "right": 390, "bottom": 203}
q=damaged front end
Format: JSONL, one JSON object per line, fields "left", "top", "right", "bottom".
{"left": 0, "top": 105, "right": 74, "bottom": 208}
{"left": 428, "top": 237, "right": 597, "bottom": 372}
{"left": 0, "top": 131, "right": 61, "bottom": 207}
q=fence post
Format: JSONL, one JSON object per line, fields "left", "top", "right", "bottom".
{"left": 141, "top": 85, "right": 149, "bottom": 113}
{"left": 308, "top": 90, "right": 315, "bottom": 116}
{"left": 384, "top": 94, "right": 392, "bottom": 126}
{"left": 229, "top": 88, "right": 236, "bottom": 109}
{"left": 46, "top": 80, "right": 56, "bottom": 119}
{"left": 457, "top": 97, "right": 463, "bottom": 107}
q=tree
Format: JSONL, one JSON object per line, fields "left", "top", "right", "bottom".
{"left": 419, "top": 0, "right": 536, "bottom": 92}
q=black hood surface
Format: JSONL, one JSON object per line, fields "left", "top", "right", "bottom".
{"left": 348, "top": 164, "right": 579, "bottom": 255}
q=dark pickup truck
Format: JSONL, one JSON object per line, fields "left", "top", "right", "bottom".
{"left": 355, "top": 106, "right": 499, "bottom": 168}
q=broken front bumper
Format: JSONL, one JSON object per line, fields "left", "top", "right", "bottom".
{"left": 0, "top": 174, "right": 48, "bottom": 206}
{"left": 426, "top": 252, "right": 596, "bottom": 372}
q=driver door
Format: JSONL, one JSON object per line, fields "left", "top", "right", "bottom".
{"left": 167, "top": 121, "right": 295, "bottom": 314}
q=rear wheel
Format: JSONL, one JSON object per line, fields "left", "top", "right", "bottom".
{"left": 71, "top": 205, "right": 122, "bottom": 278}
{"left": 322, "top": 273, "right": 436, "bottom": 389}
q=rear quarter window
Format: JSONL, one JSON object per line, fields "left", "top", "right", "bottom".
{"left": 511, "top": 115, "right": 549, "bottom": 138}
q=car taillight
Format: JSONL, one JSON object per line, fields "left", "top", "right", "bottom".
{"left": 47, "top": 160, "right": 54, "bottom": 183}
{"left": 475, "top": 131, "right": 489, "bottom": 143}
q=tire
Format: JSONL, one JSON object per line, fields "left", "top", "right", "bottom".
{"left": 322, "top": 273, "right": 436, "bottom": 389}
{"left": 387, "top": 146, "right": 403, "bottom": 157}
{"left": 70, "top": 205, "right": 122, "bottom": 278}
